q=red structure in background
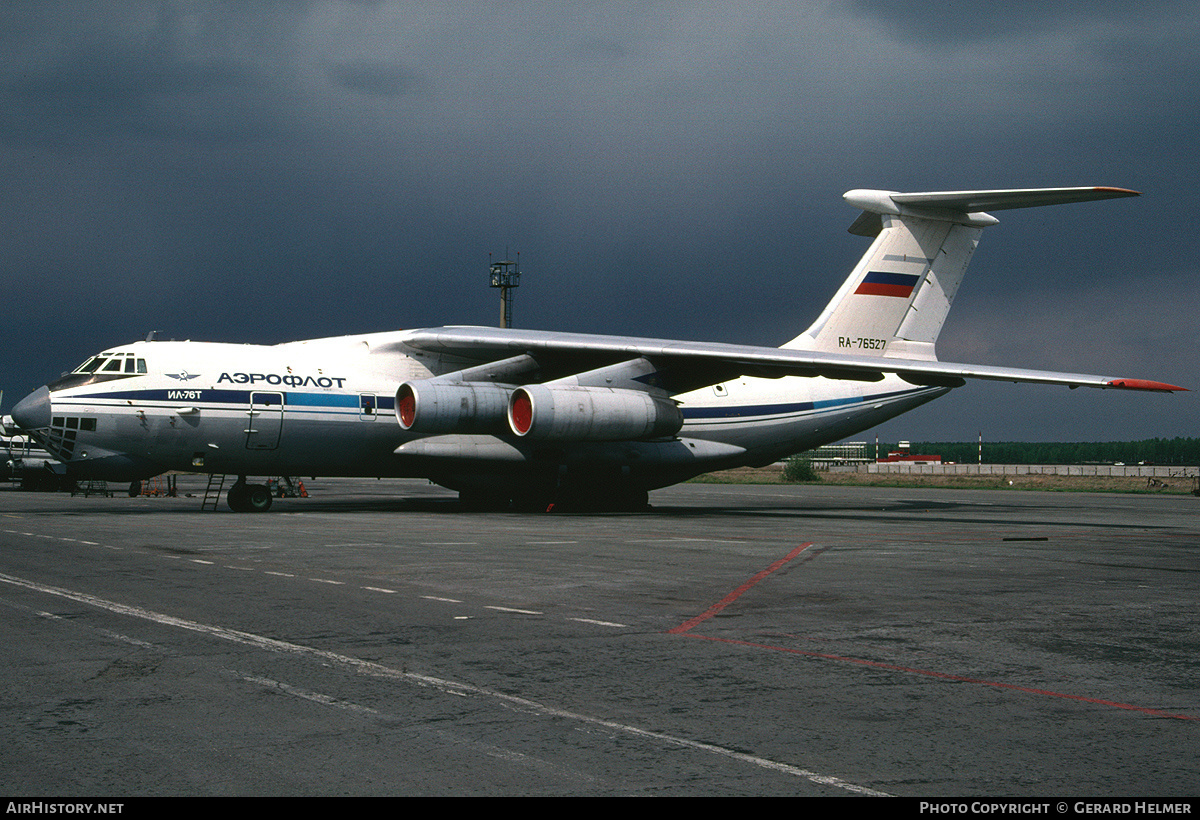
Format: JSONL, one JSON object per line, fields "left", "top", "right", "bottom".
{"left": 877, "top": 442, "right": 942, "bottom": 464}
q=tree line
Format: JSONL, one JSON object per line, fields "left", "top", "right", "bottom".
{"left": 879, "top": 438, "right": 1200, "bottom": 466}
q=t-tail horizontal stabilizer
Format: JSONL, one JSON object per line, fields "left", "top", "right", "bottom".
{"left": 791, "top": 186, "right": 1142, "bottom": 362}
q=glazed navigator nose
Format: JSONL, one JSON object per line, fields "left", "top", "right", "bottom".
{"left": 11, "top": 386, "right": 51, "bottom": 430}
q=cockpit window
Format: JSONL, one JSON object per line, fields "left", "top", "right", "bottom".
{"left": 69, "top": 352, "right": 148, "bottom": 378}
{"left": 73, "top": 357, "right": 103, "bottom": 374}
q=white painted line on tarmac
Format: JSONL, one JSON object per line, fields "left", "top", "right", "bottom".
{"left": 627, "top": 537, "right": 741, "bottom": 544}
{"left": 237, "top": 672, "right": 597, "bottom": 782}
{"left": 241, "top": 674, "right": 383, "bottom": 717}
{"left": 0, "top": 569, "right": 888, "bottom": 796}
{"left": 6, "top": 530, "right": 642, "bottom": 642}
{"left": 567, "top": 617, "right": 628, "bottom": 628}
{"left": 485, "top": 605, "right": 543, "bottom": 615}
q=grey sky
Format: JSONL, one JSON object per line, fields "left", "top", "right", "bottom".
{"left": 2, "top": 1, "right": 1196, "bottom": 442}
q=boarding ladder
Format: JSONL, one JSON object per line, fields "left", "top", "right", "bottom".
{"left": 201, "top": 474, "right": 228, "bottom": 511}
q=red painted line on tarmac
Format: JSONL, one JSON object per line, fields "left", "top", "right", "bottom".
{"left": 679, "top": 633, "right": 1199, "bottom": 722}
{"left": 667, "top": 543, "right": 814, "bottom": 635}
{"left": 662, "top": 539, "right": 1193, "bottom": 720}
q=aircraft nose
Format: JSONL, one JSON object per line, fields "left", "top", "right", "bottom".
{"left": 11, "top": 386, "right": 51, "bottom": 430}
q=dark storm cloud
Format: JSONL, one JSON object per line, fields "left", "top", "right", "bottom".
{"left": 0, "top": 4, "right": 285, "bottom": 147}
{"left": 849, "top": 0, "right": 1190, "bottom": 43}
{"left": 1, "top": 1, "right": 1196, "bottom": 442}
{"left": 327, "top": 60, "right": 423, "bottom": 98}
{"left": 2, "top": 48, "right": 262, "bottom": 146}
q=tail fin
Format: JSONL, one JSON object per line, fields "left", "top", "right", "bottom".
{"left": 785, "top": 187, "right": 1138, "bottom": 360}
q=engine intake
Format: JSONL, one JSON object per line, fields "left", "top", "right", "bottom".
{"left": 507, "top": 385, "right": 682, "bottom": 441}
{"left": 396, "top": 381, "right": 512, "bottom": 434}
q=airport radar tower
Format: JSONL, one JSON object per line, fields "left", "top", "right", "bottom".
{"left": 489, "top": 252, "right": 521, "bottom": 328}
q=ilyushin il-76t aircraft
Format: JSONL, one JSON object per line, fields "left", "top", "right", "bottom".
{"left": 10, "top": 186, "right": 1186, "bottom": 512}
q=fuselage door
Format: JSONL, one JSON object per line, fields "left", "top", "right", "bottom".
{"left": 246, "top": 391, "right": 284, "bottom": 450}
{"left": 359, "top": 393, "right": 378, "bottom": 420}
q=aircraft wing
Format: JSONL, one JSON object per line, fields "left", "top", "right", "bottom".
{"left": 397, "top": 327, "right": 1185, "bottom": 393}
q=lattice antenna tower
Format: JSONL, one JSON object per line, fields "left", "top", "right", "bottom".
{"left": 488, "top": 251, "right": 521, "bottom": 328}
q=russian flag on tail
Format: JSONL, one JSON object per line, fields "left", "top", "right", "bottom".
{"left": 855, "top": 271, "right": 920, "bottom": 298}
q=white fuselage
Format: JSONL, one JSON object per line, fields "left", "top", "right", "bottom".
{"left": 27, "top": 331, "right": 946, "bottom": 492}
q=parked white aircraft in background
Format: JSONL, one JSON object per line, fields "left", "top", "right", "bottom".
{"left": 10, "top": 187, "right": 1184, "bottom": 511}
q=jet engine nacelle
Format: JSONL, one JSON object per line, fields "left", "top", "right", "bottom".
{"left": 507, "top": 384, "right": 683, "bottom": 441}
{"left": 396, "top": 380, "right": 512, "bottom": 434}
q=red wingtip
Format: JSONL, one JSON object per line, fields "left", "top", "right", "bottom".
{"left": 1105, "top": 378, "right": 1188, "bottom": 393}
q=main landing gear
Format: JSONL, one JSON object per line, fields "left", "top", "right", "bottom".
{"left": 458, "top": 485, "right": 650, "bottom": 513}
{"left": 227, "top": 477, "right": 273, "bottom": 512}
